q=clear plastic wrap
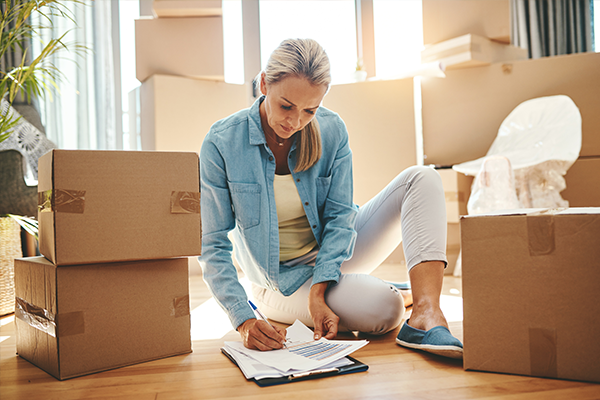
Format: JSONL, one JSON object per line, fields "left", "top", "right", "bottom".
{"left": 454, "top": 95, "right": 582, "bottom": 210}
{"left": 452, "top": 95, "right": 581, "bottom": 277}
{"left": 467, "top": 156, "right": 521, "bottom": 215}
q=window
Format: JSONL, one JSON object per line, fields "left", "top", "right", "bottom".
{"left": 373, "top": 0, "right": 423, "bottom": 79}
{"left": 258, "top": 0, "right": 357, "bottom": 84}
{"left": 119, "top": 0, "right": 140, "bottom": 150}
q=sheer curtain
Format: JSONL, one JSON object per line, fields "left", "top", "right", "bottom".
{"left": 511, "top": 0, "right": 593, "bottom": 58}
{"left": 33, "top": 0, "right": 120, "bottom": 150}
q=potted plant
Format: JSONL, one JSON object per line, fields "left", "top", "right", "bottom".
{"left": 1, "top": 0, "right": 84, "bottom": 140}
{"left": 1, "top": 0, "right": 83, "bottom": 315}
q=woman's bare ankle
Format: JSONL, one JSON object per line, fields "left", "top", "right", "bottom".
{"left": 407, "top": 306, "right": 448, "bottom": 331}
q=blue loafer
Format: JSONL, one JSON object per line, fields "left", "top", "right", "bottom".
{"left": 396, "top": 319, "right": 463, "bottom": 359}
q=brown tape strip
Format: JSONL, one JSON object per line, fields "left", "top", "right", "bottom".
{"left": 14, "top": 297, "right": 56, "bottom": 337}
{"left": 171, "top": 191, "right": 200, "bottom": 214}
{"left": 38, "top": 189, "right": 86, "bottom": 213}
{"left": 529, "top": 327, "right": 558, "bottom": 378}
{"left": 56, "top": 312, "right": 85, "bottom": 337}
{"left": 171, "top": 295, "right": 190, "bottom": 318}
{"left": 527, "top": 214, "right": 555, "bottom": 256}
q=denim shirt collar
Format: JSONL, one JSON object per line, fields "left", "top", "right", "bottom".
{"left": 247, "top": 96, "right": 298, "bottom": 153}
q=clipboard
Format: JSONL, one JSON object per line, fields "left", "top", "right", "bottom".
{"left": 221, "top": 347, "right": 369, "bottom": 387}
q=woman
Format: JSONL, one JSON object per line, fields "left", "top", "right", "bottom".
{"left": 199, "top": 38, "right": 463, "bottom": 359}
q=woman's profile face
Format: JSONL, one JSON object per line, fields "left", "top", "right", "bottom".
{"left": 260, "top": 74, "right": 328, "bottom": 140}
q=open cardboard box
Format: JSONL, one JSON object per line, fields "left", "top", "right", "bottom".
{"left": 14, "top": 257, "right": 192, "bottom": 380}
{"left": 461, "top": 208, "right": 600, "bottom": 383}
{"left": 37, "top": 150, "right": 201, "bottom": 265}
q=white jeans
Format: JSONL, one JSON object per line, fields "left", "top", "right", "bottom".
{"left": 252, "top": 166, "right": 447, "bottom": 334}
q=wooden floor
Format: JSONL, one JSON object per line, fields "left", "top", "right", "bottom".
{"left": 1, "top": 262, "right": 599, "bottom": 400}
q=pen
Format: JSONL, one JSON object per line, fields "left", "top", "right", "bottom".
{"left": 248, "top": 300, "right": 287, "bottom": 348}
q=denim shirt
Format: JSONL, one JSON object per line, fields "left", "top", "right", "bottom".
{"left": 199, "top": 97, "right": 358, "bottom": 329}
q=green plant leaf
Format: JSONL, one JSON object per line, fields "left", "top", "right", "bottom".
{"left": 5, "top": 214, "right": 39, "bottom": 240}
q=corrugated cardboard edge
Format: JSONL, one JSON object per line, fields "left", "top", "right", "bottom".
{"left": 37, "top": 150, "right": 57, "bottom": 264}
{"left": 14, "top": 257, "right": 61, "bottom": 379}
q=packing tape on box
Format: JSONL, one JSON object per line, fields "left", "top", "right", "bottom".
{"left": 15, "top": 297, "right": 56, "bottom": 337}
{"left": 38, "top": 189, "right": 86, "bottom": 213}
{"left": 526, "top": 208, "right": 565, "bottom": 256}
{"left": 171, "top": 191, "right": 200, "bottom": 214}
{"left": 15, "top": 297, "right": 86, "bottom": 337}
{"left": 171, "top": 295, "right": 190, "bottom": 318}
{"left": 529, "top": 327, "right": 558, "bottom": 378}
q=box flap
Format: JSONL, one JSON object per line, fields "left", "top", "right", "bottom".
{"left": 37, "top": 151, "right": 57, "bottom": 264}
{"left": 461, "top": 207, "right": 600, "bottom": 219}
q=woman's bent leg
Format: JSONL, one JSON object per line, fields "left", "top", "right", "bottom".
{"left": 252, "top": 274, "right": 404, "bottom": 335}
{"left": 342, "top": 166, "right": 453, "bottom": 333}
{"left": 341, "top": 166, "right": 447, "bottom": 275}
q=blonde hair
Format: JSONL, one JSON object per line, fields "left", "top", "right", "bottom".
{"left": 258, "top": 38, "right": 331, "bottom": 172}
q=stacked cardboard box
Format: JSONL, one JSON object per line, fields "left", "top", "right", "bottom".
{"left": 421, "top": 0, "right": 522, "bottom": 69}
{"left": 134, "top": 2, "right": 247, "bottom": 153}
{"left": 14, "top": 149, "right": 201, "bottom": 380}
{"left": 460, "top": 208, "right": 600, "bottom": 383}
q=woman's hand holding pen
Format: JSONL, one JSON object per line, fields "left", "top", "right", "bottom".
{"left": 238, "top": 319, "right": 288, "bottom": 351}
{"left": 308, "top": 282, "right": 339, "bottom": 340}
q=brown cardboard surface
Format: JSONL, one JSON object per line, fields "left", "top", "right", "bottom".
{"left": 14, "top": 257, "right": 191, "bottom": 380}
{"left": 140, "top": 74, "right": 247, "bottom": 152}
{"left": 461, "top": 208, "right": 600, "bottom": 383}
{"left": 422, "top": 52, "right": 600, "bottom": 166}
{"left": 562, "top": 157, "right": 600, "bottom": 207}
{"left": 323, "top": 79, "right": 416, "bottom": 206}
{"left": 421, "top": 34, "right": 527, "bottom": 69}
{"left": 37, "top": 150, "right": 201, "bottom": 265}
{"left": 422, "top": 0, "right": 510, "bottom": 45}
{"left": 152, "top": 0, "right": 222, "bottom": 17}
{"left": 135, "top": 16, "right": 224, "bottom": 83}
{"left": 445, "top": 222, "right": 461, "bottom": 275}
{"left": 14, "top": 259, "right": 59, "bottom": 377}
{"left": 437, "top": 168, "right": 473, "bottom": 223}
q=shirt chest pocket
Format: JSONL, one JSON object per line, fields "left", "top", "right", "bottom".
{"left": 228, "top": 181, "right": 261, "bottom": 229}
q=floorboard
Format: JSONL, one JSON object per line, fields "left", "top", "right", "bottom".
{"left": 1, "top": 262, "right": 598, "bottom": 399}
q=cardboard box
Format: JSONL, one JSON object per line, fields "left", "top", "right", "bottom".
{"left": 38, "top": 150, "right": 201, "bottom": 265}
{"left": 461, "top": 208, "right": 600, "bottom": 383}
{"left": 422, "top": 52, "right": 600, "bottom": 166}
{"left": 437, "top": 167, "right": 473, "bottom": 223}
{"left": 14, "top": 256, "right": 192, "bottom": 380}
{"left": 562, "top": 157, "right": 600, "bottom": 207}
{"left": 152, "top": 0, "right": 222, "bottom": 18}
{"left": 422, "top": 0, "right": 510, "bottom": 45}
{"left": 140, "top": 74, "right": 247, "bottom": 152}
{"left": 421, "top": 34, "right": 528, "bottom": 70}
{"left": 135, "top": 16, "right": 224, "bottom": 83}
{"left": 323, "top": 79, "right": 416, "bottom": 206}
{"left": 445, "top": 222, "right": 461, "bottom": 275}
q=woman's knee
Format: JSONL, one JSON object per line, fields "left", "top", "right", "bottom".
{"left": 326, "top": 274, "right": 404, "bottom": 335}
{"left": 403, "top": 165, "right": 441, "bottom": 187}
